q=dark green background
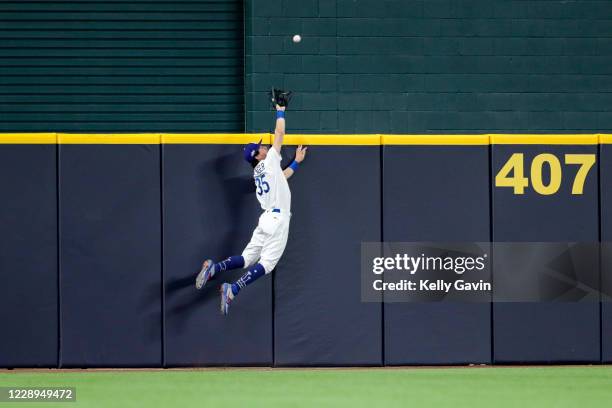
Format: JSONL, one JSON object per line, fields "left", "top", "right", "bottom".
{"left": 2, "top": 1, "right": 612, "bottom": 133}
{"left": 246, "top": 0, "right": 612, "bottom": 133}
{"left": 0, "top": 0, "right": 244, "bottom": 132}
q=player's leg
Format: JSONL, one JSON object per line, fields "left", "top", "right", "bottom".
{"left": 219, "top": 222, "right": 267, "bottom": 314}
{"left": 221, "top": 214, "right": 290, "bottom": 315}
{"left": 195, "top": 256, "right": 245, "bottom": 290}
{"left": 256, "top": 216, "right": 289, "bottom": 275}
{"left": 220, "top": 261, "right": 267, "bottom": 315}
{"left": 196, "top": 223, "right": 264, "bottom": 290}
{"left": 240, "top": 223, "right": 266, "bottom": 270}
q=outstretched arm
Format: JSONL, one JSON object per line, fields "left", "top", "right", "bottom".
{"left": 283, "top": 145, "right": 307, "bottom": 179}
{"left": 272, "top": 104, "right": 285, "bottom": 154}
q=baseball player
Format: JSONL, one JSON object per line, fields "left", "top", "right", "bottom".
{"left": 195, "top": 94, "right": 307, "bottom": 315}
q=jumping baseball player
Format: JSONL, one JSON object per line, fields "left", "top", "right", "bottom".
{"left": 195, "top": 90, "right": 306, "bottom": 315}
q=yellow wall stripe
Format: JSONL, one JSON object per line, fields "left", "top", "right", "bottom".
{"left": 275, "top": 134, "right": 380, "bottom": 145}
{"left": 599, "top": 134, "right": 612, "bottom": 144}
{"left": 162, "top": 133, "right": 270, "bottom": 145}
{"left": 490, "top": 134, "right": 599, "bottom": 145}
{"left": 0, "top": 133, "right": 57, "bottom": 144}
{"left": 0, "top": 133, "right": 610, "bottom": 145}
{"left": 382, "top": 134, "right": 489, "bottom": 145}
{"left": 58, "top": 133, "right": 161, "bottom": 144}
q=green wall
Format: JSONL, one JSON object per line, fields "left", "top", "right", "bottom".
{"left": 0, "top": 1, "right": 244, "bottom": 132}
{"left": 246, "top": 0, "right": 612, "bottom": 133}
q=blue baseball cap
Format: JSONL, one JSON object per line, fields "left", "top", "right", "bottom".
{"left": 243, "top": 139, "right": 262, "bottom": 163}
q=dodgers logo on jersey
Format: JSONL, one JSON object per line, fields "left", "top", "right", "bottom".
{"left": 254, "top": 161, "right": 265, "bottom": 176}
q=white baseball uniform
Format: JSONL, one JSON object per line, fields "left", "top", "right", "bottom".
{"left": 241, "top": 146, "right": 291, "bottom": 273}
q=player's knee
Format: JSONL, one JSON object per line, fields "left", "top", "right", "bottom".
{"left": 242, "top": 258, "right": 255, "bottom": 269}
{"left": 259, "top": 260, "right": 276, "bottom": 274}
{"left": 240, "top": 252, "right": 256, "bottom": 269}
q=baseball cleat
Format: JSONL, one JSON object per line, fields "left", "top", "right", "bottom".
{"left": 195, "top": 259, "right": 214, "bottom": 290}
{"left": 220, "top": 283, "right": 233, "bottom": 316}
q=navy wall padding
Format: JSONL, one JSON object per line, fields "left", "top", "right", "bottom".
{"left": 492, "top": 145, "right": 600, "bottom": 363}
{"left": 0, "top": 145, "right": 58, "bottom": 367}
{"left": 163, "top": 144, "right": 272, "bottom": 366}
{"left": 273, "top": 146, "right": 382, "bottom": 366}
{"left": 59, "top": 145, "right": 162, "bottom": 367}
{"left": 601, "top": 144, "right": 612, "bottom": 362}
{"left": 383, "top": 146, "right": 491, "bottom": 365}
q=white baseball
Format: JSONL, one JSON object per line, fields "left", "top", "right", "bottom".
{"left": 292, "top": 34, "right": 302, "bottom": 43}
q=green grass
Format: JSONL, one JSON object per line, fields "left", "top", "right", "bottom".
{"left": 1, "top": 366, "right": 611, "bottom": 408}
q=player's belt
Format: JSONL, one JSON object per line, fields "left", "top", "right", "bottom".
{"left": 265, "top": 208, "right": 290, "bottom": 216}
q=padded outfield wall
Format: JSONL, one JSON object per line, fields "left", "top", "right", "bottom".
{"left": 0, "top": 133, "right": 610, "bottom": 368}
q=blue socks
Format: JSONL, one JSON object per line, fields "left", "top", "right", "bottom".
{"left": 231, "top": 263, "right": 266, "bottom": 297}
{"left": 211, "top": 256, "right": 265, "bottom": 297}
{"left": 214, "top": 256, "right": 244, "bottom": 275}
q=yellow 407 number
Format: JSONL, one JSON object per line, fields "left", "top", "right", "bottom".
{"left": 495, "top": 153, "right": 596, "bottom": 195}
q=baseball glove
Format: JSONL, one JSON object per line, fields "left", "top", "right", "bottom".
{"left": 269, "top": 88, "right": 292, "bottom": 108}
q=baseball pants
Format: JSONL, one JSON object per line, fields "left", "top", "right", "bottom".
{"left": 241, "top": 209, "right": 290, "bottom": 273}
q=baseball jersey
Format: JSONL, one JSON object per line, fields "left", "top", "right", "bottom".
{"left": 253, "top": 147, "right": 291, "bottom": 212}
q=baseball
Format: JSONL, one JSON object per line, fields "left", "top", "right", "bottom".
{"left": 292, "top": 34, "right": 302, "bottom": 43}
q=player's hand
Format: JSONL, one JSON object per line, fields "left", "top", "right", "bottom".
{"left": 276, "top": 104, "right": 286, "bottom": 112}
{"left": 295, "top": 145, "right": 307, "bottom": 163}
